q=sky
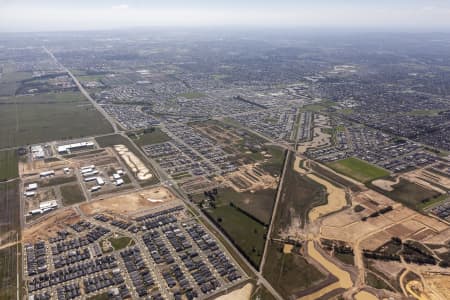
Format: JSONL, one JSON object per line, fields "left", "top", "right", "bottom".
{"left": 1, "top": 0, "right": 450, "bottom": 32}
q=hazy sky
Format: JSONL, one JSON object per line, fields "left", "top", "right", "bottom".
{"left": 1, "top": 0, "right": 450, "bottom": 32}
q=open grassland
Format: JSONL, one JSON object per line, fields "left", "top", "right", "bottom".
{"left": 260, "top": 146, "right": 286, "bottom": 177}
{"left": 0, "top": 181, "right": 20, "bottom": 245}
{"left": 274, "top": 153, "right": 327, "bottom": 232}
{"left": 60, "top": 184, "right": 85, "bottom": 206}
{"left": 108, "top": 236, "right": 134, "bottom": 251}
{"left": 0, "top": 71, "right": 33, "bottom": 83}
{"left": 129, "top": 127, "right": 171, "bottom": 146}
{"left": 205, "top": 205, "right": 267, "bottom": 267}
{"left": 328, "top": 157, "right": 390, "bottom": 183}
{"left": 0, "top": 92, "right": 113, "bottom": 148}
{"left": 212, "top": 187, "right": 276, "bottom": 225}
{"left": 96, "top": 134, "right": 159, "bottom": 185}
{"left": 0, "top": 244, "right": 21, "bottom": 300}
{"left": 205, "top": 202, "right": 267, "bottom": 268}
{"left": 263, "top": 242, "right": 326, "bottom": 299}
{"left": 369, "top": 179, "right": 441, "bottom": 210}
{"left": 0, "top": 150, "right": 18, "bottom": 181}
{"left": 177, "top": 91, "right": 206, "bottom": 99}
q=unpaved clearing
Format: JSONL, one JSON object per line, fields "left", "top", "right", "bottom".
{"left": 114, "top": 144, "right": 152, "bottom": 180}
{"left": 23, "top": 208, "right": 79, "bottom": 243}
{"left": 354, "top": 291, "right": 378, "bottom": 300}
{"left": 372, "top": 178, "right": 399, "bottom": 191}
{"left": 298, "top": 240, "right": 352, "bottom": 300}
{"left": 80, "top": 187, "right": 176, "bottom": 216}
{"left": 216, "top": 164, "right": 277, "bottom": 192}
{"left": 402, "top": 170, "right": 447, "bottom": 194}
{"left": 215, "top": 283, "right": 253, "bottom": 300}
{"left": 422, "top": 274, "right": 450, "bottom": 300}
{"left": 406, "top": 280, "right": 432, "bottom": 300}
{"left": 308, "top": 173, "right": 347, "bottom": 221}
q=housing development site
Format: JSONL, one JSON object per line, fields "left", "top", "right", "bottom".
{"left": 23, "top": 187, "right": 245, "bottom": 300}
{"left": 1, "top": 31, "right": 450, "bottom": 300}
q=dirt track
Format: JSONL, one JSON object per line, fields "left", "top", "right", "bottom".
{"left": 293, "top": 156, "right": 347, "bottom": 221}
{"left": 298, "top": 241, "right": 353, "bottom": 300}
{"left": 354, "top": 291, "right": 378, "bottom": 300}
{"left": 308, "top": 173, "right": 347, "bottom": 221}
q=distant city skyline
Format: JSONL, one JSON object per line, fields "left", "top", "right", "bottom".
{"left": 1, "top": 0, "right": 450, "bottom": 32}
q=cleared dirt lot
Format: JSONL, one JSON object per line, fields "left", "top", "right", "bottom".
{"left": 217, "top": 164, "right": 278, "bottom": 193}
{"left": 319, "top": 188, "right": 450, "bottom": 250}
{"left": 23, "top": 208, "right": 79, "bottom": 243}
{"left": 215, "top": 283, "right": 253, "bottom": 300}
{"left": 80, "top": 186, "right": 176, "bottom": 216}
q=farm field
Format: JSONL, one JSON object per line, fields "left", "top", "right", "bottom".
{"left": 0, "top": 150, "right": 19, "bottom": 181}
{"left": 328, "top": 157, "right": 390, "bottom": 183}
{"left": 0, "top": 180, "right": 20, "bottom": 245}
{"left": 263, "top": 242, "right": 326, "bottom": 299}
{"left": 0, "top": 244, "right": 21, "bottom": 300}
{"left": 0, "top": 91, "right": 113, "bottom": 148}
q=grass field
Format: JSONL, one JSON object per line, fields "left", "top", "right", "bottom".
{"left": 0, "top": 181, "right": 20, "bottom": 245}
{"left": 177, "top": 92, "right": 206, "bottom": 99}
{"left": 334, "top": 253, "right": 355, "bottom": 266}
{"left": 369, "top": 179, "right": 441, "bottom": 210}
{"left": 209, "top": 187, "right": 276, "bottom": 225}
{"left": 328, "top": 157, "right": 390, "bottom": 183}
{"left": 309, "top": 161, "right": 362, "bottom": 192}
{"left": 206, "top": 205, "right": 267, "bottom": 267}
{"left": 0, "top": 91, "right": 113, "bottom": 148}
{"left": 60, "top": 184, "right": 85, "bottom": 206}
{"left": 129, "top": 127, "right": 171, "bottom": 146}
{"left": 365, "top": 272, "right": 393, "bottom": 291}
{"left": 273, "top": 153, "right": 327, "bottom": 232}
{"left": 260, "top": 146, "right": 286, "bottom": 177}
{"left": 205, "top": 204, "right": 267, "bottom": 267}
{"left": 39, "top": 176, "right": 77, "bottom": 188}
{"left": 0, "top": 150, "right": 19, "bottom": 181}
{"left": 108, "top": 236, "right": 134, "bottom": 251}
{"left": 263, "top": 242, "right": 326, "bottom": 299}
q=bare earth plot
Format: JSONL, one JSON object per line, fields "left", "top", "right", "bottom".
{"left": 80, "top": 186, "right": 176, "bottom": 216}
